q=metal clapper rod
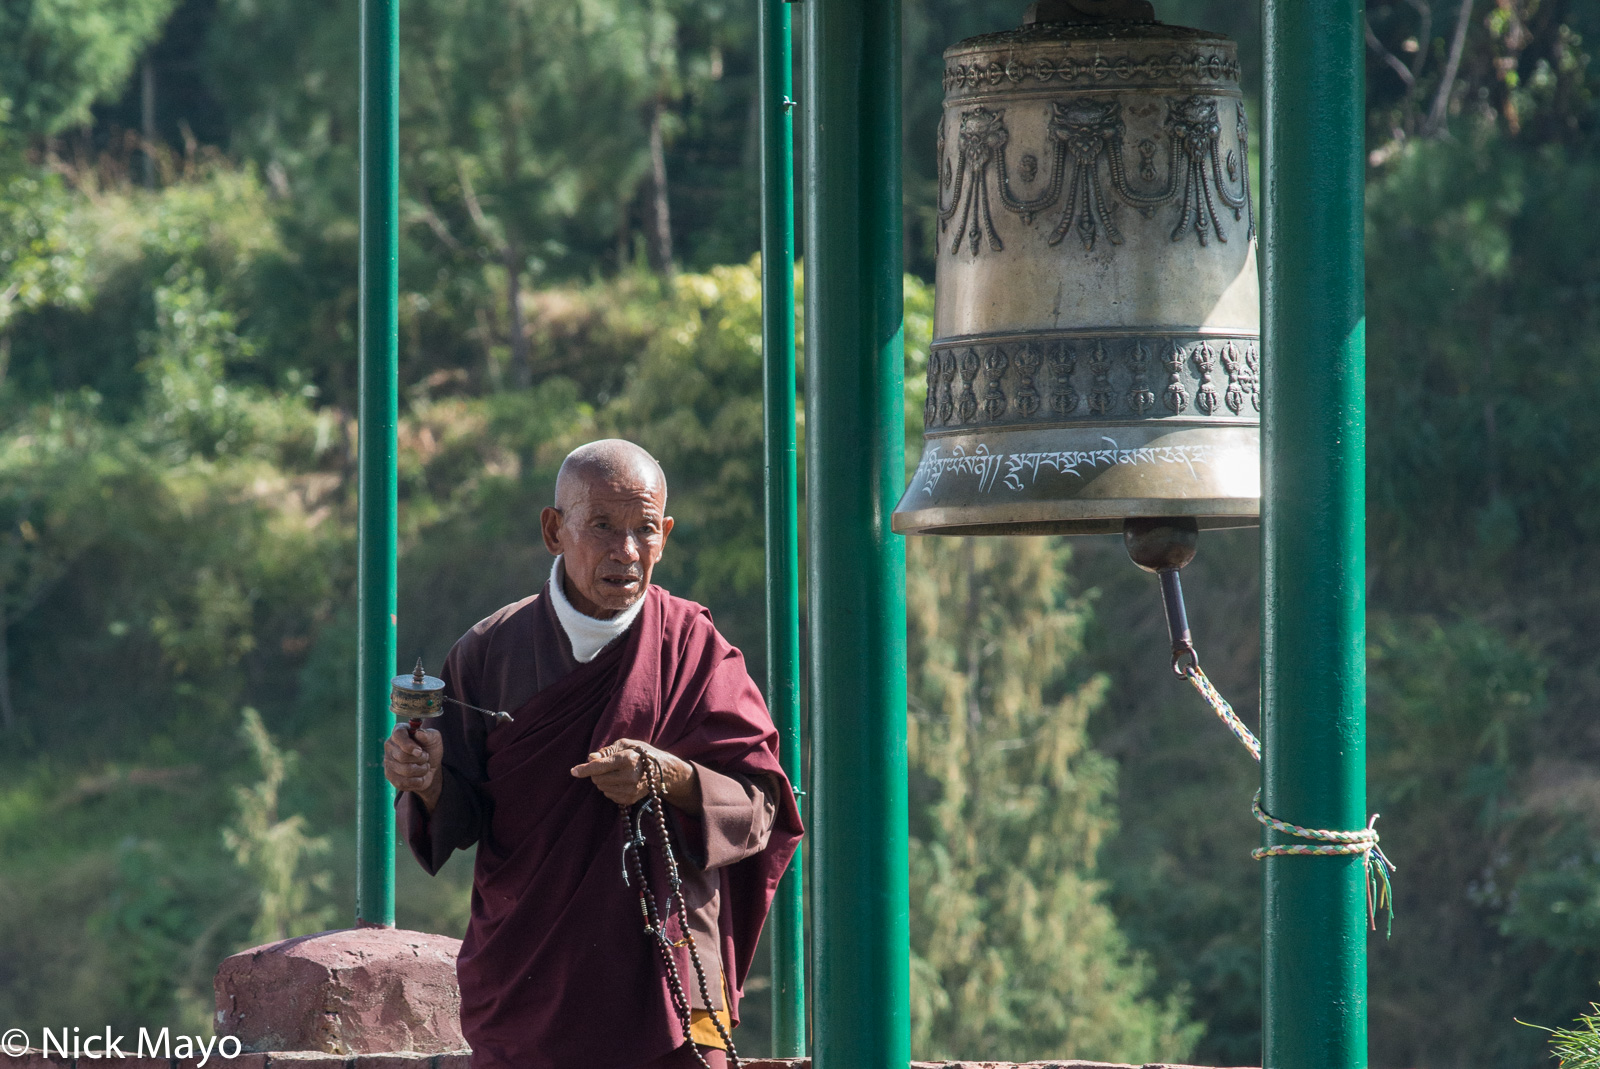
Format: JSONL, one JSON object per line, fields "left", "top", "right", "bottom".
{"left": 1122, "top": 517, "right": 1201, "bottom": 674}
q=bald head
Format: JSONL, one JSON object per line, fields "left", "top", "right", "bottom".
{"left": 555, "top": 439, "right": 667, "bottom": 510}
{"left": 541, "top": 440, "right": 673, "bottom": 618}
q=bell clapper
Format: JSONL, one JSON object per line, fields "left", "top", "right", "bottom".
{"left": 1123, "top": 517, "right": 1200, "bottom": 676}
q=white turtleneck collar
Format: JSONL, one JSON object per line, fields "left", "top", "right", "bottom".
{"left": 548, "top": 556, "right": 646, "bottom": 663}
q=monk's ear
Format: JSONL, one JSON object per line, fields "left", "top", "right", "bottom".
{"left": 540, "top": 506, "right": 565, "bottom": 555}
{"left": 660, "top": 515, "right": 674, "bottom": 545}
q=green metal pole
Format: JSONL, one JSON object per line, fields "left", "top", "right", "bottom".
{"left": 759, "top": 0, "right": 806, "bottom": 1056}
{"left": 1261, "top": 2, "right": 1366, "bottom": 1067}
{"left": 802, "top": 1, "right": 909, "bottom": 1066}
{"left": 356, "top": 0, "right": 398, "bottom": 929}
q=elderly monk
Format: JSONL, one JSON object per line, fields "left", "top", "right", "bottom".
{"left": 383, "top": 439, "right": 802, "bottom": 1069}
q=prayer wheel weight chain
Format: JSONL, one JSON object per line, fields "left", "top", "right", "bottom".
{"left": 621, "top": 751, "right": 741, "bottom": 1069}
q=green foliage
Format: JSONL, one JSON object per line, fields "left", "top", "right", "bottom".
{"left": 1366, "top": 0, "right": 1600, "bottom": 148}
{"left": 1367, "top": 132, "right": 1600, "bottom": 568}
{"left": 1352, "top": 115, "right": 1600, "bottom": 1067}
{"left": 1361, "top": 615, "right": 1560, "bottom": 1066}
{"left": 1536, "top": 997, "right": 1600, "bottom": 1068}
{"left": 395, "top": 0, "right": 657, "bottom": 274}
{"left": 0, "top": 170, "right": 90, "bottom": 334}
{"left": 598, "top": 264, "right": 766, "bottom": 617}
{"left": 0, "top": 0, "right": 178, "bottom": 138}
{"left": 0, "top": 162, "right": 349, "bottom": 1033}
{"left": 223, "top": 708, "right": 333, "bottom": 946}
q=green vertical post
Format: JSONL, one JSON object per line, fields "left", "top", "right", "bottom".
{"left": 802, "top": 0, "right": 909, "bottom": 1066}
{"left": 356, "top": 0, "right": 399, "bottom": 929}
{"left": 1261, "top": 3, "right": 1366, "bottom": 1067}
{"left": 759, "top": 0, "right": 806, "bottom": 1056}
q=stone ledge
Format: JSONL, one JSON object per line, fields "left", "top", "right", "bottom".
{"left": 214, "top": 928, "right": 465, "bottom": 1055}
{"left": 2, "top": 1054, "right": 1251, "bottom": 1068}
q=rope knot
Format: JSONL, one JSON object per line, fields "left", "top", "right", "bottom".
{"left": 1182, "top": 663, "right": 1397, "bottom": 936}
{"left": 1251, "top": 789, "right": 1397, "bottom": 936}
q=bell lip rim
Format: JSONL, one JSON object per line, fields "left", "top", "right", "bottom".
{"left": 891, "top": 498, "right": 1259, "bottom": 537}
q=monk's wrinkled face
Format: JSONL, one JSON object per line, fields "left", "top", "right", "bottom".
{"left": 540, "top": 467, "right": 673, "bottom": 618}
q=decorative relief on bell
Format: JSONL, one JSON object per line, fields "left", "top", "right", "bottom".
{"left": 939, "top": 108, "right": 1007, "bottom": 255}
{"left": 1126, "top": 341, "right": 1156, "bottom": 416}
{"left": 921, "top": 334, "right": 1257, "bottom": 431}
{"left": 957, "top": 350, "right": 981, "bottom": 423}
{"left": 1162, "top": 342, "right": 1189, "bottom": 414}
{"left": 1087, "top": 342, "right": 1114, "bottom": 416}
{"left": 1220, "top": 340, "right": 1258, "bottom": 413}
{"left": 937, "top": 91, "right": 1254, "bottom": 257}
{"left": 938, "top": 352, "right": 958, "bottom": 423}
{"left": 1048, "top": 344, "right": 1078, "bottom": 415}
{"left": 1014, "top": 344, "right": 1043, "bottom": 417}
{"left": 942, "top": 43, "right": 1240, "bottom": 96}
{"left": 1192, "top": 342, "right": 1218, "bottom": 414}
{"left": 982, "top": 350, "right": 1010, "bottom": 420}
{"left": 896, "top": 12, "right": 1261, "bottom": 537}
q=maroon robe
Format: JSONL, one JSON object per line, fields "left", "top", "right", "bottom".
{"left": 398, "top": 582, "right": 802, "bottom": 1069}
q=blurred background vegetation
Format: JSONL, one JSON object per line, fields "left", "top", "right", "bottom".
{"left": 0, "top": 0, "right": 1596, "bottom": 1065}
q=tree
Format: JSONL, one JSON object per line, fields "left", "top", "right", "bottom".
{"left": 0, "top": 0, "right": 178, "bottom": 140}
{"left": 207, "top": 0, "right": 665, "bottom": 388}
{"left": 592, "top": 262, "right": 769, "bottom": 653}
{"left": 905, "top": 535, "right": 1200, "bottom": 1062}
{"left": 223, "top": 708, "right": 333, "bottom": 946}
{"left": 1365, "top": 0, "right": 1600, "bottom": 149}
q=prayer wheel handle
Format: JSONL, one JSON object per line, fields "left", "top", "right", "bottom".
{"left": 1123, "top": 517, "right": 1200, "bottom": 676}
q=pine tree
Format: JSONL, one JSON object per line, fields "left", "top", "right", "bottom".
{"left": 906, "top": 534, "right": 1200, "bottom": 1063}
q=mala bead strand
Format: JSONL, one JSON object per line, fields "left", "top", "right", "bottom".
{"left": 621, "top": 751, "right": 742, "bottom": 1069}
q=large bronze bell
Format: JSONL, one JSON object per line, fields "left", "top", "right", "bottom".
{"left": 893, "top": 0, "right": 1259, "bottom": 537}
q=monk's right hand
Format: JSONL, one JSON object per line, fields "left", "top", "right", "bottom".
{"left": 384, "top": 725, "right": 443, "bottom": 813}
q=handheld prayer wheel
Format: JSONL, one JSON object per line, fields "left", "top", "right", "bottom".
{"left": 892, "top": 0, "right": 1260, "bottom": 537}
{"left": 390, "top": 658, "right": 445, "bottom": 739}
{"left": 390, "top": 657, "right": 513, "bottom": 734}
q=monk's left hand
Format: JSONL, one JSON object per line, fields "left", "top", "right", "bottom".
{"left": 571, "top": 739, "right": 702, "bottom": 814}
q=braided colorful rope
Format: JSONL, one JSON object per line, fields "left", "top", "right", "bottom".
{"left": 1184, "top": 663, "right": 1260, "bottom": 761}
{"left": 1183, "top": 663, "right": 1397, "bottom": 936}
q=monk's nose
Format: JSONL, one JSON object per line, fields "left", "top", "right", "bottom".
{"left": 612, "top": 532, "right": 642, "bottom": 561}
